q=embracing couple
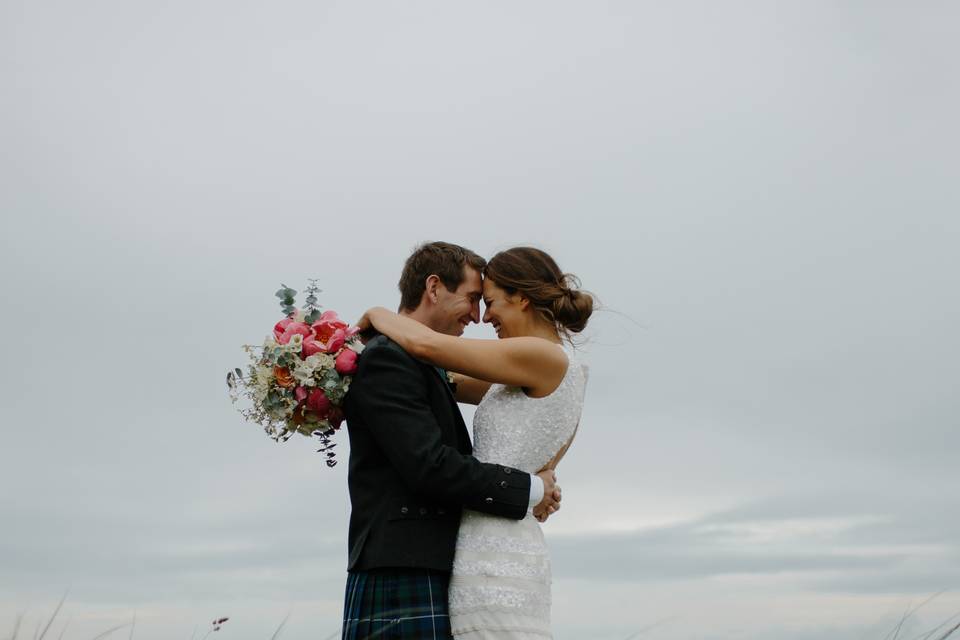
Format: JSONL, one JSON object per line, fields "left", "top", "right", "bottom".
{"left": 342, "top": 241, "right": 592, "bottom": 639}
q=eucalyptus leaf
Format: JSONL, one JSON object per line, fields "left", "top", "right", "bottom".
{"left": 276, "top": 286, "right": 297, "bottom": 299}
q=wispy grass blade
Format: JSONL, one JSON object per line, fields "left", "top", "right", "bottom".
{"left": 38, "top": 590, "right": 69, "bottom": 640}
{"left": 887, "top": 605, "right": 913, "bottom": 640}
{"left": 87, "top": 622, "right": 131, "bottom": 640}
{"left": 128, "top": 612, "right": 136, "bottom": 640}
{"left": 934, "top": 622, "right": 960, "bottom": 640}
{"left": 269, "top": 612, "right": 291, "bottom": 640}
{"left": 56, "top": 617, "right": 72, "bottom": 640}
{"left": 879, "top": 591, "right": 950, "bottom": 640}
{"left": 11, "top": 613, "right": 23, "bottom": 640}
{"left": 921, "top": 614, "right": 960, "bottom": 640}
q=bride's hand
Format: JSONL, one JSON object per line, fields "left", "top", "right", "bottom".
{"left": 355, "top": 307, "right": 391, "bottom": 343}
{"left": 356, "top": 306, "right": 390, "bottom": 331}
{"left": 355, "top": 309, "right": 373, "bottom": 333}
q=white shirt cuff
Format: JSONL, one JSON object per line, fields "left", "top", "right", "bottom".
{"left": 528, "top": 474, "right": 544, "bottom": 507}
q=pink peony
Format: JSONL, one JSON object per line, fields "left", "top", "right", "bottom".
{"left": 324, "top": 328, "right": 346, "bottom": 354}
{"left": 335, "top": 349, "right": 358, "bottom": 375}
{"left": 312, "top": 311, "right": 359, "bottom": 352}
{"left": 276, "top": 321, "right": 313, "bottom": 345}
{"left": 294, "top": 386, "right": 309, "bottom": 403}
{"left": 273, "top": 318, "right": 294, "bottom": 341}
{"left": 301, "top": 335, "right": 324, "bottom": 358}
{"left": 306, "top": 389, "right": 331, "bottom": 417}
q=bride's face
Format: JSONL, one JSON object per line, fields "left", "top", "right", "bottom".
{"left": 482, "top": 279, "right": 525, "bottom": 339}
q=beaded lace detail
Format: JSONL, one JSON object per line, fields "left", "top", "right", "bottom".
{"left": 449, "top": 344, "right": 587, "bottom": 639}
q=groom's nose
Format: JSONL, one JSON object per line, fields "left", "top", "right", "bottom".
{"left": 470, "top": 300, "right": 481, "bottom": 324}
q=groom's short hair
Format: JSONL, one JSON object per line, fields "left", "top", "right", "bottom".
{"left": 398, "top": 241, "right": 486, "bottom": 312}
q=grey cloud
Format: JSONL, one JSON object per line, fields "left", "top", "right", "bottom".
{"left": 551, "top": 492, "right": 960, "bottom": 593}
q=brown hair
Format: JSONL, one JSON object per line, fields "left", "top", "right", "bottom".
{"left": 484, "top": 247, "right": 594, "bottom": 334}
{"left": 398, "top": 241, "right": 487, "bottom": 311}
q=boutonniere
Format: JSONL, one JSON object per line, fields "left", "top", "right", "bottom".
{"left": 445, "top": 370, "right": 457, "bottom": 391}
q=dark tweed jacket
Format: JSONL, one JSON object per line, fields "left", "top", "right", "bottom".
{"left": 342, "top": 334, "right": 531, "bottom": 572}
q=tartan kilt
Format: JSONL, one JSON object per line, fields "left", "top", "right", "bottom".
{"left": 342, "top": 568, "right": 453, "bottom": 640}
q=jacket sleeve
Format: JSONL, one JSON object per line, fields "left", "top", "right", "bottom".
{"left": 349, "top": 342, "right": 530, "bottom": 519}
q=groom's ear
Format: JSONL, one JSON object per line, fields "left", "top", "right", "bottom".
{"left": 424, "top": 274, "right": 442, "bottom": 304}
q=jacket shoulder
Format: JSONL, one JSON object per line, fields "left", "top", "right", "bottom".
{"left": 355, "top": 334, "right": 422, "bottom": 374}
{"left": 362, "top": 334, "right": 415, "bottom": 360}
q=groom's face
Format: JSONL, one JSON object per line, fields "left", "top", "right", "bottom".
{"left": 434, "top": 266, "right": 483, "bottom": 336}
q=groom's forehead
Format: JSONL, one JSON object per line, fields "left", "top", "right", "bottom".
{"left": 459, "top": 266, "right": 483, "bottom": 293}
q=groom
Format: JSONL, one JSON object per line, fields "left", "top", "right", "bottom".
{"left": 341, "top": 241, "right": 560, "bottom": 640}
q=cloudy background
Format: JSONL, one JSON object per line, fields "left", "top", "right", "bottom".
{"left": 3, "top": 1, "right": 959, "bottom": 638}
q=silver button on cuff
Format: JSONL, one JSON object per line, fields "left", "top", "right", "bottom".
{"left": 485, "top": 497, "right": 494, "bottom": 504}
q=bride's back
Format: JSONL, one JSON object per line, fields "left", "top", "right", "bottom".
{"left": 471, "top": 344, "right": 588, "bottom": 474}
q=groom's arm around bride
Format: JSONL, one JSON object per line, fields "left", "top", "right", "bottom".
{"left": 343, "top": 332, "right": 552, "bottom": 571}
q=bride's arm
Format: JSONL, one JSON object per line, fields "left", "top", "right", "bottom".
{"left": 542, "top": 429, "right": 577, "bottom": 472}
{"left": 532, "top": 422, "right": 580, "bottom": 523}
{"left": 358, "top": 307, "right": 567, "bottom": 391}
{"left": 451, "top": 374, "right": 492, "bottom": 405}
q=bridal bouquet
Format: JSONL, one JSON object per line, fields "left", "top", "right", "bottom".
{"left": 227, "top": 281, "right": 363, "bottom": 467}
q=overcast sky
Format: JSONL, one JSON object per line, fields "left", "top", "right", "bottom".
{"left": 3, "top": 1, "right": 960, "bottom": 639}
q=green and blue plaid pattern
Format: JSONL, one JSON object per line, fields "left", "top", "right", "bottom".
{"left": 342, "top": 568, "right": 452, "bottom": 640}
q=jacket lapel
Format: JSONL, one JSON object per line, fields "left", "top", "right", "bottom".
{"left": 424, "top": 363, "right": 472, "bottom": 454}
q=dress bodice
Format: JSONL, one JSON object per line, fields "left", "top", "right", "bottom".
{"left": 470, "top": 344, "right": 588, "bottom": 474}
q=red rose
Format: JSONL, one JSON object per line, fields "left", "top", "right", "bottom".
{"left": 335, "top": 349, "right": 358, "bottom": 375}
{"left": 306, "top": 389, "right": 331, "bottom": 418}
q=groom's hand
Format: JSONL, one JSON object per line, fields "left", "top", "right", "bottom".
{"left": 533, "top": 469, "right": 561, "bottom": 522}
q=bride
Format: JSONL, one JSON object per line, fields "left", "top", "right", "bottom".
{"left": 358, "top": 246, "right": 591, "bottom": 638}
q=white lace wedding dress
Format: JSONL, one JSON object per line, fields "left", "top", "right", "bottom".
{"left": 449, "top": 344, "right": 588, "bottom": 639}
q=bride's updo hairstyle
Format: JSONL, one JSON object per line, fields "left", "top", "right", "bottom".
{"left": 484, "top": 247, "right": 594, "bottom": 335}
